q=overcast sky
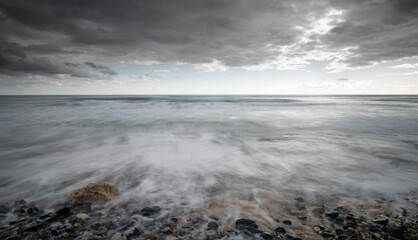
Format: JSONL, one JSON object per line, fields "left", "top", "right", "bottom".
{"left": 0, "top": 0, "right": 417, "bottom": 94}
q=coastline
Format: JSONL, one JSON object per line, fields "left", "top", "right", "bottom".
{"left": 1, "top": 192, "right": 417, "bottom": 240}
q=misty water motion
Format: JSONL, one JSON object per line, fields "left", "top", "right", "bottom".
{"left": 0, "top": 95, "right": 417, "bottom": 216}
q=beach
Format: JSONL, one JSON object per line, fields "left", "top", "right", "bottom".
{"left": 0, "top": 95, "right": 417, "bottom": 239}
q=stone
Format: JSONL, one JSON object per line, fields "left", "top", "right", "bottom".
{"left": 141, "top": 207, "right": 158, "bottom": 216}
{"left": 0, "top": 206, "right": 11, "bottom": 214}
{"left": 283, "top": 220, "right": 292, "bottom": 225}
{"left": 76, "top": 213, "right": 89, "bottom": 220}
{"left": 27, "top": 207, "right": 39, "bottom": 216}
{"left": 274, "top": 226, "right": 286, "bottom": 233}
{"left": 146, "top": 235, "right": 158, "bottom": 240}
{"left": 56, "top": 207, "right": 71, "bottom": 218}
{"left": 372, "top": 233, "right": 381, "bottom": 240}
{"left": 313, "top": 226, "right": 321, "bottom": 233}
{"left": 261, "top": 232, "right": 274, "bottom": 239}
{"left": 373, "top": 219, "right": 388, "bottom": 225}
{"left": 322, "top": 231, "right": 336, "bottom": 238}
{"left": 235, "top": 219, "right": 258, "bottom": 230}
{"left": 14, "top": 199, "right": 26, "bottom": 207}
{"left": 207, "top": 221, "right": 219, "bottom": 230}
{"left": 326, "top": 212, "right": 339, "bottom": 219}
{"left": 162, "top": 226, "right": 173, "bottom": 234}
{"left": 68, "top": 182, "right": 118, "bottom": 201}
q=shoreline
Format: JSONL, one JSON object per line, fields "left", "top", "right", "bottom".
{"left": 1, "top": 194, "right": 417, "bottom": 240}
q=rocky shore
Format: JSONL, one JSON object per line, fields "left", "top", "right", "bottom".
{"left": 0, "top": 199, "right": 417, "bottom": 240}
{"left": 0, "top": 183, "right": 417, "bottom": 240}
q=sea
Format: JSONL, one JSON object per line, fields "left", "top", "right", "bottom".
{"left": 0, "top": 95, "right": 417, "bottom": 223}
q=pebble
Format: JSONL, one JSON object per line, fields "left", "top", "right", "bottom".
{"left": 76, "top": 213, "right": 89, "bottom": 220}
{"left": 283, "top": 220, "right": 292, "bottom": 225}
{"left": 207, "top": 221, "right": 219, "bottom": 230}
{"left": 274, "top": 226, "right": 286, "bottom": 233}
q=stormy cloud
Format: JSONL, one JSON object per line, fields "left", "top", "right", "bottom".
{"left": 0, "top": 0, "right": 417, "bottom": 78}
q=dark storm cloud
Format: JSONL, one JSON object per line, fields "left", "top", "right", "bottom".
{"left": 0, "top": 0, "right": 417, "bottom": 77}
{"left": 85, "top": 62, "right": 117, "bottom": 75}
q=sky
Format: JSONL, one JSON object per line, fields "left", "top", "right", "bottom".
{"left": 0, "top": 0, "right": 417, "bottom": 95}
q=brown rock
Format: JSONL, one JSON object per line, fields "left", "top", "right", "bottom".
{"left": 68, "top": 182, "right": 118, "bottom": 201}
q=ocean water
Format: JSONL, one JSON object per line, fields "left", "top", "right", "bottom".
{"left": 0, "top": 95, "right": 417, "bottom": 220}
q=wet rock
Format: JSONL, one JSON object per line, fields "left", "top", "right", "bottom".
{"left": 313, "top": 226, "right": 321, "bottom": 233}
{"left": 56, "top": 207, "right": 71, "bottom": 218}
{"left": 274, "top": 226, "right": 286, "bottom": 233}
{"left": 207, "top": 221, "right": 219, "bottom": 230}
{"left": 283, "top": 220, "right": 292, "bottom": 225}
{"left": 372, "top": 232, "right": 381, "bottom": 240}
{"left": 391, "top": 228, "right": 404, "bottom": 238}
{"left": 0, "top": 205, "right": 11, "bottom": 214}
{"left": 141, "top": 206, "right": 160, "bottom": 216}
{"left": 326, "top": 212, "right": 339, "bottom": 219}
{"left": 27, "top": 207, "right": 39, "bottom": 216}
{"left": 68, "top": 182, "right": 118, "bottom": 201}
{"left": 335, "top": 217, "right": 345, "bottom": 225}
{"left": 322, "top": 231, "right": 336, "bottom": 238}
{"left": 162, "top": 226, "right": 173, "bottom": 234}
{"left": 373, "top": 219, "right": 388, "bottom": 225}
{"left": 14, "top": 199, "right": 26, "bottom": 207}
{"left": 261, "top": 232, "right": 274, "bottom": 239}
{"left": 235, "top": 219, "right": 258, "bottom": 230}
{"left": 335, "top": 229, "right": 344, "bottom": 235}
{"left": 76, "top": 213, "right": 89, "bottom": 220}
{"left": 51, "top": 229, "right": 59, "bottom": 236}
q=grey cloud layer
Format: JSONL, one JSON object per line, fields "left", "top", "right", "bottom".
{"left": 0, "top": 0, "right": 417, "bottom": 77}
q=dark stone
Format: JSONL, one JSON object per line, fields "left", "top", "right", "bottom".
{"left": 13, "top": 209, "right": 26, "bottom": 215}
{"left": 90, "top": 223, "right": 102, "bottom": 230}
{"left": 322, "top": 231, "right": 336, "bottom": 238}
{"left": 56, "top": 207, "right": 70, "bottom": 218}
{"left": 297, "top": 216, "right": 307, "bottom": 220}
{"left": 24, "top": 226, "right": 38, "bottom": 232}
{"left": 14, "top": 199, "right": 26, "bottom": 207}
{"left": 39, "top": 214, "right": 51, "bottom": 219}
{"left": 334, "top": 206, "right": 344, "bottom": 212}
{"left": 391, "top": 228, "right": 404, "bottom": 238}
{"left": 0, "top": 206, "right": 11, "bottom": 214}
{"left": 170, "top": 217, "right": 178, "bottom": 223}
{"left": 235, "top": 219, "right": 258, "bottom": 230}
{"left": 283, "top": 220, "right": 292, "bottom": 225}
{"left": 132, "top": 209, "right": 141, "bottom": 215}
{"left": 261, "top": 233, "right": 274, "bottom": 239}
{"left": 373, "top": 219, "right": 388, "bottom": 225}
{"left": 207, "top": 221, "right": 219, "bottom": 230}
{"left": 27, "top": 207, "right": 39, "bottom": 216}
{"left": 338, "top": 235, "right": 348, "bottom": 240}
{"left": 130, "top": 227, "right": 143, "bottom": 237}
{"left": 293, "top": 238, "right": 302, "bottom": 240}
{"left": 286, "top": 235, "right": 294, "bottom": 239}
{"left": 326, "top": 212, "right": 339, "bottom": 218}
{"left": 141, "top": 207, "right": 156, "bottom": 216}
{"left": 274, "top": 226, "right": 286, "bottom": 234}
{"left": 369, "top": 225, "right": 379, "bottom": 232}
{"left": 335, "top": 217, "right": 345, "bottom": 225}
{"left": 51, "top": 229, "right": 59, "bottom": 236}
{"left": 248, "top": 226, "right": 263, "bottom": 234}
{"left": 294, "top": 197, "right": 304, "bottom": 202}
{"left": 274, "top": 218, "right": 280, "bottom": 223}
{"left": 336, "top": 229, "right": 344, "bottom": 235}
{"left": 346, "top": 216, "right": 356, "bottom": 222}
